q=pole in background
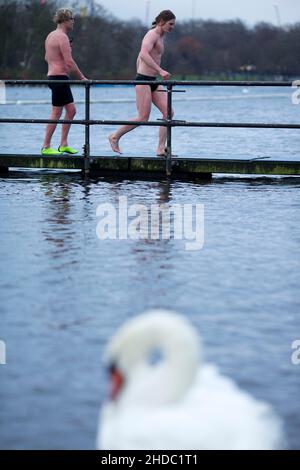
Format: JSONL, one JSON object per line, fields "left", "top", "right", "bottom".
{"left": 145, "top": 0, "right": 150, "bottom": 26}
{"left": 192, "top": 0, "right": 196, "bottom": 19}
{"left": 273, "top": 4, "right": 282, "bottom": 27}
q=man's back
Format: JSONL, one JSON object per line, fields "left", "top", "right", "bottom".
{"left": 45, "top": 30, "right": 71, "bottom": 76}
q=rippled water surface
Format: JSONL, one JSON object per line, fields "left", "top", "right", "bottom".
{"left": 0, "top": 86, "right": 300, "bottom": 449}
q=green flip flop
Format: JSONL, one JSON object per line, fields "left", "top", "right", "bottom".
{"left": 41, "top": 147, "right": 63, "bottom": 156}
{"left": 58, "top": 146, "right": 78, "bottom": 154}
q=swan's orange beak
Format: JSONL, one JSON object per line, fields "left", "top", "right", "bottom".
{"left": 109, "top": 365, "right": 124, "bottom": 401}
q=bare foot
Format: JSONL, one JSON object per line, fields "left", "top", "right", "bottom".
{"left": 109, "top": 134, "right": 122, "bottom": 154}
{"left": 156, "top": 148, "right": 178, "bottom": 158}
{"left": 156, "top": 147, "right": 167, "bottom": 157}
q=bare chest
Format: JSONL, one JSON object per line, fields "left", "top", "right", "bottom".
{"left": 153, "top": 37, "right": 164, "bottom": 56}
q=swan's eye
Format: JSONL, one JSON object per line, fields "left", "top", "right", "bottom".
{"left": 147, "top": 349, "right": 164, "bottom": 366}
{"left": 108, "top": 364, "right": 124, "bottom": 401}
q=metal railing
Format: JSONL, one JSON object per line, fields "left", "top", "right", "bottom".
{"left": 1, "top": 79, "right": 299, "bottom": 175}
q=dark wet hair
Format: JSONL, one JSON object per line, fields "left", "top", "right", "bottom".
{"left": 152, "top": 10, "right": 176, "bottom": 28}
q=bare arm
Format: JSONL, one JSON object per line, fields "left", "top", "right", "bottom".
{"left": 59, "top": 35, "right": 86, "bottom": 80}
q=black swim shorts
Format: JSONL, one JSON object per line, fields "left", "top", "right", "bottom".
{"left": 47, "top": 75, "right": 74, "bottom": 107}
{"left": 135, "top": 74, "right": 159, "bottom": 92}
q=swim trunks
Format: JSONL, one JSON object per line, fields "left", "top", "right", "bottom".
{"left": 135, "top": 73, "right": 159, "bottom": 92}
{"left": 47, "top": 75, "right": 74, "bottom": 107}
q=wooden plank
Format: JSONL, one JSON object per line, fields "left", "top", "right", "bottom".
{"left": 0, "top": 154, "right": 300, "bottom": 176}
{"left": 0, "top": 155, "right": 83, "bottom": 170}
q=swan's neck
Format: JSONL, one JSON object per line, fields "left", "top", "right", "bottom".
{"left": 119, "top": 319, "right": 200, "bottom": 406}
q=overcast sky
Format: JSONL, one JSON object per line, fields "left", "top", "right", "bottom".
{"left": 95, "top": 0, "right": 299, "bottom": 26}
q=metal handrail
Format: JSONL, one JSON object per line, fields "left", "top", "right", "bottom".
{"left": 1, "top": 79, "right": 297, "bottom": 175}
{"left": 3, "top": 79, "right": 295, "bottom": 86}
{"left": 1, "top": 119, "right": 300, "bottom": 129}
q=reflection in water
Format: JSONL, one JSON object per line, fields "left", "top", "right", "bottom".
{"left": 41, "top": 175, "right": 73, "bottom": 254}
{"left": 157, "top": 179, "right": 172, "bottom": 203}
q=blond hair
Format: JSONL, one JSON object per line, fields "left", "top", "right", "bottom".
{"left": 53, "top": 7, "right": 74, "bottom": 24}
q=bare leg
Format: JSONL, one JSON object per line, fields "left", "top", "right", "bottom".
{"left": 60, "top": 103, "right": 76, "bottom": 147}
{"left": 109, "top": 85, "right": 152, "bottom": 154}
{"left": 152, "top": 86, "right": 174, "bottom": 156}
{"left": 42, "top": 106, "right": 63, "bottom": 148}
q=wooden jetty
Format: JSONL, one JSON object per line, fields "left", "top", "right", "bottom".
{"left": 0, "top": 154, "right": 300, "bottom": 178}
{"left": 2, "top": 80, "right": 300, "bottom": 178}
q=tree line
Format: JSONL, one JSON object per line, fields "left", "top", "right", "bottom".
{"left": 0, "top": 0, "right": 300, "bottom": 80}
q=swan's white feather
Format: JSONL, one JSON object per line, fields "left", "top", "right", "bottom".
{"left": 97, "top": 310, "right": 283, "bottom": 450}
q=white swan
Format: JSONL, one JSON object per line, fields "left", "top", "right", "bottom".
{"left": 97, "top": 310, "right": 283, "bottom": 450}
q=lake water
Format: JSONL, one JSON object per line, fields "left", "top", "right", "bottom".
{"left": 0, "top": 85, "right": 299, "bottom": 449}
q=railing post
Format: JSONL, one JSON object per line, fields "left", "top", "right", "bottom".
{"left": 166, "top": 83, "right": 173, "bottom": 176}
{"left": 83, "top": 81, "right": 90, "bottom": 175}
